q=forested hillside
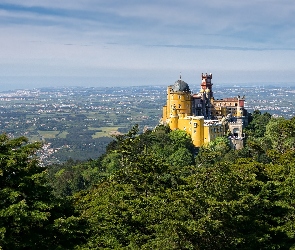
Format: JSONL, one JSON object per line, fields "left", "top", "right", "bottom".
{"left": 1, "top": 111, "right": 295, "bottom": 249}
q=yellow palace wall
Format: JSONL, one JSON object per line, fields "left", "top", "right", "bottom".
{"left": 167, "top": 115, "right": 224, "bottom": 147}
{"left": 162, "top": 80, "right": 226, "bottom": 148}
{"left": 204, "top": 124, "right": 224, "bottom": 144}
{"left": 163, "top": 88, "right": 192, "bottom": 122}
{"left": 176, "top": 116, "right": 204, "bottom": 147}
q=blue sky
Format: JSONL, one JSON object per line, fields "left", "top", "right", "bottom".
{"left": 0, "top": 0, "right": 294, "bottom": 90}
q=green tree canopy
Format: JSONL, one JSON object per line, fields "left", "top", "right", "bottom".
{"left": 265, "top": 117, "right": 295, "bottom": 153}
{"left": 73, "top": 125, "right": 295, "bottom": 249}
{"left": 245, "top": 110, "right": 272, "bottom": 137}
{"left": 0, "top": 135, "right": 85, "bottom": 249}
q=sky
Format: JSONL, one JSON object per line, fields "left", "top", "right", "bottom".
{"left": 0, "top": 0, "right": 295, "bottom": 90}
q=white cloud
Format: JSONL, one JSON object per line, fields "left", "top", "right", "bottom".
{"left": 0, "top": 0, "right": 294, "bottom": 88}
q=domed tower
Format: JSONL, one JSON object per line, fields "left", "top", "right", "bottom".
{"left": 165, "top": 77, "right": 192, "bottom": 120}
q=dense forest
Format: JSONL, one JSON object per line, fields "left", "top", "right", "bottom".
{"left": 1, "top": 111, "right": 295, "bottom": 249}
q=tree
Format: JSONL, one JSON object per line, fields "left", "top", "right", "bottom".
{"left": 188, "top": 159, "right": 293, "bottom": 249}
{"left": 75, "top": 153, "right": 185, "bottom": 249}
{"left": 245, "top": 110, "right": 272, "bottom": 137}
{"left": 169, "top": 129, "right": 195, "bottom": 152}
{"left": 0, "top": 135, "right": 85, "bottom": 249}
{"left": 48, "top": 158, "right": 104, "bottom": 198}
{"left": 72, "top": 121, "right": 295, "bottom": 249}
{"left": 265, "top": 117, "right": 295, "bottom": 153}
{"left": 75, "top": 153, "right": 294, "bottom": 249}
{"left": 168, "top": 147, "right": 194, "bottom": 168}
{"left": 196, "top": 136, "right": 231, "bottom": 165}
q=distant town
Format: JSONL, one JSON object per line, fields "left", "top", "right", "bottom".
{"left": 0, "top": 84, "right": 294, "bottom": 164}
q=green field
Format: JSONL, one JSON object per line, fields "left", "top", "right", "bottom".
{"left": 58, "top": 131, "right": 69, "bottom": 138}
{"left": 92, "top": 127, "right": 121, "bottom": 138}
{"left": 38, "top": 130, "right": 60, "bottom": 138}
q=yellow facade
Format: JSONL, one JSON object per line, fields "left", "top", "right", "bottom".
{"left": 176, "top": 115, "right": 204, "bottom": 147}
{"left": 162, "top": 80, "right": 223, "bottom": 147}
{"left": 164, "top": 112, "right": 223, "bottom": 147}
{"left": 165, "top": 86, "right": 173, "bottom": 120}
{"left": 168, "top": 92, "right": 192, "bottom": 116}
{"left": 169, "top": 107, "right": 178, "bottom": 130}
{"left": 204, "top": 122, "right": 224, "bottom": 144}
{"left": 211, "top": 106, "right": 228, "bottom": 117}
{"left": 162, "top": 105, "right": 168, "bottom": 124}
{"left": 163, "top": 91, "right": 192, "bottom": 123}
{"left": 161, "top": 74, "right": 247, "bottom": 148}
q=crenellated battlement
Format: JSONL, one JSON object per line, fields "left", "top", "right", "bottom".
{"left": 202, "top": 73, "right": 212, "bottom": 80}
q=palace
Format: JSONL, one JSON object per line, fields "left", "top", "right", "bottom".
{"left": 161, "top": 73, "right": 248, "bottom": 149}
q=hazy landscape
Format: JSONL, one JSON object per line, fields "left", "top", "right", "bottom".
{"left": 1, "top": 1, "right": 295, "bottom": 249}
{"left": 1, "top": 83, "right": 294, "bottom": 164}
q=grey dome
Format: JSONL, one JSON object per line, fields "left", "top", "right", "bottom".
{"left": 172, "top": 80, "right": 190, "bottom": 92}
